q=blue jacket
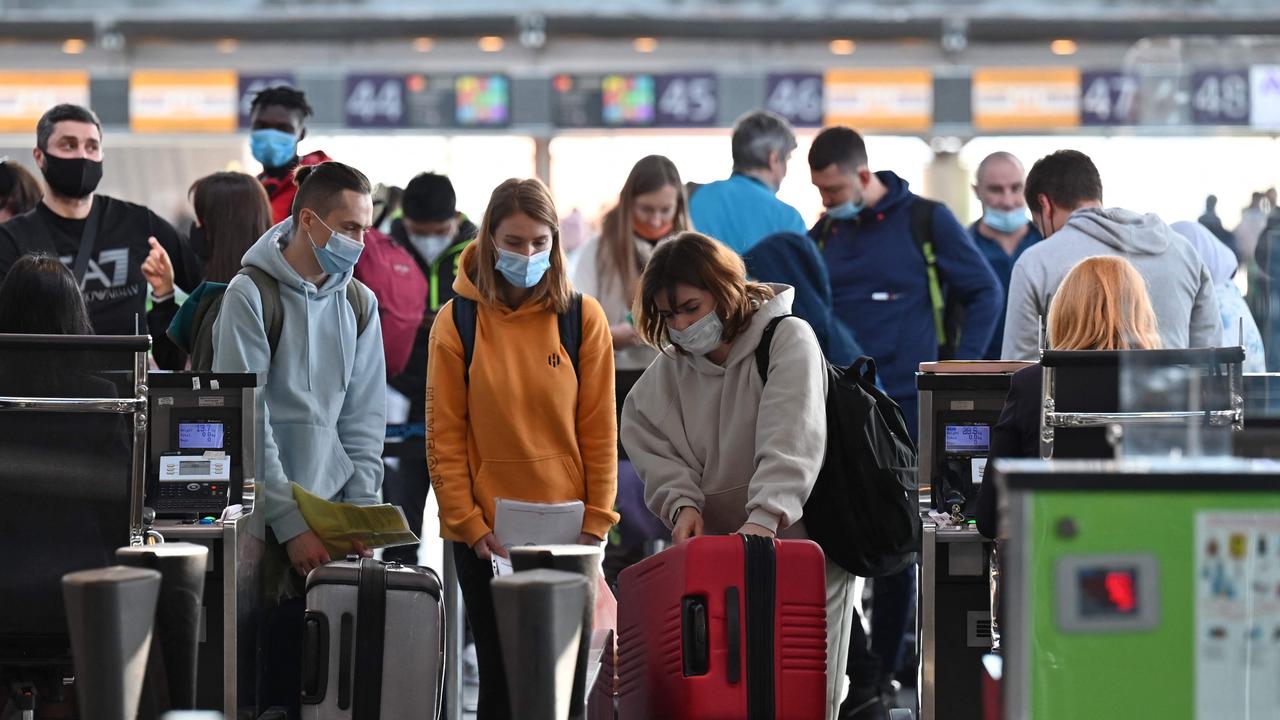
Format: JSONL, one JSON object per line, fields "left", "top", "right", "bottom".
{"left": 813, "top": 171, "right": 1000, "bottom": 434}
{"left": 690, "top": 173, "right": 808, "bottom": 254}
{"left": 744, "top": 231, "right": 862, "bottom": 366}
{"left": 968, "top": 220, "right": 1042, "bottom": 360}
{"left": 213, "top": 219, "right": 387, "bottom": 542}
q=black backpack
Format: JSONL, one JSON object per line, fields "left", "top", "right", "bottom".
{"left": 451, "top": 293, "right": 584, "bottom": 381}
{"left": 756, "top": 315, "right": 919, "bottom": 577}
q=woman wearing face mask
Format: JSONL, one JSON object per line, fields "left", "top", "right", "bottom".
{"left": 620, "top": 232, "right": 855, "bottom": 720}
{"left": 426, "top": 178, "right": 618, "bottom": 720}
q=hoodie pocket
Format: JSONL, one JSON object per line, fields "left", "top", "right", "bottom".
{"left": 271, "top": 423, "right": 354, "bottom": 501}
{"left": 474, "top": 454, "right": 585, "bottom": 505}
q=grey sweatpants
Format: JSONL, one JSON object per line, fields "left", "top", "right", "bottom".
{"left": 825, "top": 557, "right": 857, "bottom": 720}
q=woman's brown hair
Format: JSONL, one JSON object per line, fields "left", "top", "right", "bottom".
{"left": 469, "top": 178, "right": 574, "bottom": 313}
{"left": 596, "top": 155, "right": 690, "bottom": 306}
{"left": 634, "top": 231, "right": 774, "bottom": 353}
{"left": 0, "top": 160, "right": 42, "bottom": 218}
{"left": 189, "top": 172, "right": 273, "bottom": 283}
{"left": 1047, "top": 255, "right": 1161, "bottom": 351}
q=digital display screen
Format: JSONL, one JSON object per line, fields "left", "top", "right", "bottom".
{"left": 944, "top": 424, "right": 989, "bottom": 454}
{"left": 454, "top": 74, "right": 510, "bottom": 127}
{"left": 602, "top": 74, "right": 656, "bottom": 126}
{"left": 178, "top": 460, "right": 212, "bottom": 475}
{"left": 178, "top": 422, "right": 224, "bottom": 449}
{"left": 1078, "top": 567, "right": 1139, "bottom": 617}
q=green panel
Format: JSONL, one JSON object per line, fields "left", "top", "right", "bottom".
{"left": 1026, "top": 491, "right": 1280, "bottom": 720}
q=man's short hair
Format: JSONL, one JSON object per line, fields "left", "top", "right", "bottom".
{"left": 36, "top": 104, "right": 101, "bottom": 152}
{"left": 807, "top": 126, "right": 868, "bottom": 173}
{"left": 402, "top": 172, "right": 457, "bottom": 223}
{"left": 291, "top": 161, "right": 371, "bottom": 225}
{"left": 731, "top": 110, "right": 797, "bottom": 173}
{"left": 1024, "top": 150, "right": 1103, "bottom": 215}
{"left": 250, "top": 86, "right": 314, "bottom": 120}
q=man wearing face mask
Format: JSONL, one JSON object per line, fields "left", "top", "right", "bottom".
{"left": 689, "top": 109, "right": 808, "bottom": 254}
{"left": 379, "top": 171, "right": 475, "bottom": 566}
{"left": 968, "top": 152, "right": 1042, "bottom": 360}
{"left": 249, "top": 86, "right": 332, "bottom": 224}
{"left": 212, "top": 161, "right": 385, "bottom": 715}
{"left": 0, "top": 104, "right": 199, "bottom": 369}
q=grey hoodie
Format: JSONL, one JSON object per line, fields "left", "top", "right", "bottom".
{"left": 213, "top": 219, "right": 386, "bottom": 542}
{"left": 620, "top": 285, "right": 827, "bottom": 536}
{"left": 1002, "top": 207, "right": 1222, "bottom": 360}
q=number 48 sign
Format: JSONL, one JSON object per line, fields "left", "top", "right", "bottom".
{"left": 1191, "top": 70, "right": 1250, "bottom": 126}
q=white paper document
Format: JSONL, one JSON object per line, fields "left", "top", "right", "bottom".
{"left": 494, "top": 497, "right": 584, "bottom": 551}
{"left": 491, "top": 555, "right": 514, "bottom": 577}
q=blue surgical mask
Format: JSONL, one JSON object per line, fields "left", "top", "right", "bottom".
{"left": 668, "top": 310, "right": 724, "bottom": 356}
{"left": 250, "top": 128, "right": 298, "bottom": 170}
{"left": 982, "top": 206, "right": 1029, "bottom": 234}
{"left": 308, "top": 214, "right": 364, "bottom": 275}
{"left": 494, "top": 245, "right": 552, "bottom": 289}
{"left": 826, "top": 200, "right": 864, "bottom": 221}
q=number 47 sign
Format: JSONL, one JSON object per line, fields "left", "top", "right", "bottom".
{"left": 1252, "top": 65, "right": 1280, "bottom": 130}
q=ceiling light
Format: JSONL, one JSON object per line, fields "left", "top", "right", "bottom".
{"left": 478, "top": 36, "right": 505, "bottom": 53}
{"left": 62, "top": 38, "right": 86, "bottom": 55}
{"left": 829, "top": 39, "right": 856, "bottom": 56}
{"left": 1050, "top": 39, "right": 1078, "bottom": 56}
{"left": 413, "top": 37, "right": 434, "bottom": 53}
{"left": 633, "top": 37, "right": 658, "bottom": 53}
{"left": 215, "top": 38, "right": 238, "bottom": 54}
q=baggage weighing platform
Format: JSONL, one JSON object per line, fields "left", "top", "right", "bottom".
{"left": 916, "top": 362, "right": 1031, "bottom": 720}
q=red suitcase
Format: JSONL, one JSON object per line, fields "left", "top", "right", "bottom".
{"left": 617, "top": 534, "right": 828, "bottom": 720}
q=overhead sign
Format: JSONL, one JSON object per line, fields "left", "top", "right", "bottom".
{"left": 130, "top": 70, "right": 238, "bottom": 133}
{"left": 973, "top": 67, "right": 1080, "bottom": 130}
{"left": 454, "top": 74, "right": 510, "bottom": 127}
{"left": 765, "top": 73, "right": 824, "bottom": 127}
{"left": 552, "top": 74, "right": 604, "bottom": 128}
{"left": 1250, "top": 65, "right": 1280, "bottom": 130}
{"left": 824, "top": 69, "right": 932, "bottom": 131}
{"left": 238, "top": 74, "right": 295, "bottom": 129}
{"left": 0, "top": 71, "right": 90, "bottom": 133}
{"left": 602, "top": 74, "right": 656, "bottom": 127}
{"left": 1190, "top": 70, "right": 1250, "bottom": 126}
{"left": 1080, "top": 71, "right": 1138, "bottom": 126}
{"left": 655, "top": 73, "right": 718, "bottom": 127}
{"left": 345, "top": 74, "right": 406, "bottom": 129}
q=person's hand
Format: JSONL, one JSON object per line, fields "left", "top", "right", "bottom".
{"left": 610, "top": 322, "right": 641, "bottom": 348}
{"left": 672, "top": 507, "right": 704, "bottom": 544}
{"left": 286, "top": 530, "right": 331, "bottom": 577}
{"left": 472, "top": 533, "right": 508, "bottom": 561}
{"left": 140, "top": 236, "right": 175, "bottom": 298}
{"left": 577, "top": 532, "right": 601, "bottom": 547}
{"left": 735, "top": 522, "right": 776, "bottom": 539}
{"left": 350, "top": 540, "right": 373, "bottom": 559}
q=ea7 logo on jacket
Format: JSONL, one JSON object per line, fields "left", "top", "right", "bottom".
{"left": 548, "top": 353, "right": 562, "bottom": 368}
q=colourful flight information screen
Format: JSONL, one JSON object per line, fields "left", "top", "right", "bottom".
{"left": 455, "top": 74, "right": 510, "bottom": 127}
{"left": 602, "top": 74, "right": 656, "bottom": 126}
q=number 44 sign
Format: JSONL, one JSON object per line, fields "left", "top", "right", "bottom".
{"left": 1252, "top": 65, "right": 1280, "bottom": 130}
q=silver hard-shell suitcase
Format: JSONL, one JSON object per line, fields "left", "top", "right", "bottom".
{"left": 301, "top": 557, "right": 445, "bottom": 720}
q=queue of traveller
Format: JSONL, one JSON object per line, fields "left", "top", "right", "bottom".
{"left": 0, "top": 89, "right": 1265, "bottom": 720}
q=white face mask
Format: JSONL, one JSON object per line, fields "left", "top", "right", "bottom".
{"left": 667, "top": 310, "right": 724, "bottom": 356}
{"left": 408, "top": 233, "right": 451, "bottom": 264}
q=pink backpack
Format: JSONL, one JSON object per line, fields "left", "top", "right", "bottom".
{"left": 353, "top": 228, "right": 428, "bottom": 377}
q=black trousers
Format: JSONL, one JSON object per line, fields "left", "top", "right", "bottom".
{"left": 381, "top": 451, "right": 429, "bottom": 566}
{"left": 453, "top": 541, "right": 510, "bottom": 720}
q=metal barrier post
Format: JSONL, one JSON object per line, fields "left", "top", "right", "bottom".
{"left": 442, "top": 541, "right": 464, "bottom": 720}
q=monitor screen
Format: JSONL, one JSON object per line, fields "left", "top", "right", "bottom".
{"left": 945, "top": 424, "right": 990, "bottom": 454}
{"left": 1077, "top": 567, "right": 1140, "bottom": 617}
{"left": 178, "top": 422, "right": 224, "bottom": 450}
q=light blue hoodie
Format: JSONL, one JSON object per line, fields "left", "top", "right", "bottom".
{"left": 213, "top": 218, "right": 386, "bottom": 542}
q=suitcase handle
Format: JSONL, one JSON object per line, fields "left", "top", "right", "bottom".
{"left": 681, "top": 597, "right": 709, "bottom": 677}
{"left": 300, "top": 611, "right": 329, "bottom": 705}
{"left": 725, "top": 587, "right": 741, "bottom": 685}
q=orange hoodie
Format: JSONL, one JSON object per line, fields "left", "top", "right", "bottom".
{"left": 426, "top": 243, "right": 619, "bottom": 545}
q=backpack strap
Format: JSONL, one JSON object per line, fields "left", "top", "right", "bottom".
{"left": 754, "top": 314, "right": 795, "bottom": 384}
{"left": 850, "top": 356, "right": 878, "bottom": 385}
{"left": 239, "top": 267, "right": 284, "bottom": 359}
{"left": 909, "top": 198, "right": 946, "bottom": 348}
{"left": 345, "top": 278, "right": 373, "bottom": 335}
{"left": 452, "top": 293, "right": 583, "bottom": 385}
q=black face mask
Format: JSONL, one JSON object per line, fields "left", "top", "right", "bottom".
{"left": 41, "top": 153, "right": 103, "bottom": 199}
{"left": 188, "top": 221, "right": 209, "bottom": 261}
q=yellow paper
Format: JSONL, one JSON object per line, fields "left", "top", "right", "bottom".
{"left": 291, "top": 483, "right": 420, "bottom": 558}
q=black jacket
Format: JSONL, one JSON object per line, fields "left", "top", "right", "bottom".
{"left": 388, "top": 215, "right": 478, "bottom": 425}
{"left": 976, "top": 365, "right": 1041, "bottom": 539}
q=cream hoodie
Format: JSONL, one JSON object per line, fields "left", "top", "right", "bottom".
{"left": 620, "top": 285, "right": 828, "bottom": 536}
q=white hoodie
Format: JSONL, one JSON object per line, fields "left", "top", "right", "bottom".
{"left": 620, "top": 285, "right": 828, "bottom": 536}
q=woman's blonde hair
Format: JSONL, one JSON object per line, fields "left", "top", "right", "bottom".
{"left": 597, "top": 155, "right": 691, "bottom": 307}
{"left": 468, "top": 178, "right": 574, "bottom": 313}
{"left": 634, "top": 232, "right": 774, "bottom": 353}
{"left": 1047, "top": 256, "right": 1161, "bottom": 351}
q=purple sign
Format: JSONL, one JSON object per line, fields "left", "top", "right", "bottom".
{"left": 1079, "top": 71, "right": 1138, "bottom": 126}
{"left": 1191, "top": 70, "right": 1251, "bottom": 125}
{"left": 344, "top": 74, "right": 407, "bottom": 129}
{"left": 655, "top": 73, "right": 718, "bottom": 127}
{"left": 765, "top": 73, "right": 824, "bottom": 127}
{"left": 238, "top": 74, "right": 295, "bottom": 128}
